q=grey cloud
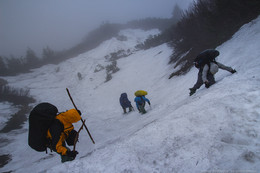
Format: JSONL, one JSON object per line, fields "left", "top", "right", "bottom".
{"left": 0, "top": 0, "right": 193, "bottom": 57}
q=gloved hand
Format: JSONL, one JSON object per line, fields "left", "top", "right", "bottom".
{"left": 189, "top": 88, "right": 196, "bottom": 96}
{"left": 204, "top": 81, "right": 210, "bottom": 88}
{"left": 231, "top": 69, "right": 236, "bottom": 74}
{"left": 66, "top": 150, "right": 78, "bottom": 158}
{"left": 148, "top": 101, "right": 151, "bottom": 105}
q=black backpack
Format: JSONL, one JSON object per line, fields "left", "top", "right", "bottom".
{"left": 28, "top": 102, "right": 58, "bottom": 152}
{"left": 194, "top": 49, "right": 219, "bottom": 69}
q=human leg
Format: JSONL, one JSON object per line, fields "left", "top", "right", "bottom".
{"left": 123, "top": 108, "right": 127, "bottom": 114}
{"left": 190, "top": 71, "right": 203, "bottom": 95}
{"left": 207, "top": 73, "right": 216, "bottom": 87}
{"left": 138, "top": 103, "right": 146, "bottom": 114}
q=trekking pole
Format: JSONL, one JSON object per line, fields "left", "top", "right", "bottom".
{"left": 66, "top": 88, "right": 95, "bottom": 144}
{"left": 131, "top": 105, "right": 135, "bottom": 111}
{"left": 73, "top": 119, "right": 85, "bottom": 151}
{"left": 149, "top": 103, "right": 152, "bottom": 110}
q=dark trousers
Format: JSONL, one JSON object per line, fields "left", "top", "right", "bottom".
{"left": 137, "top": 102, "right": 146, "bottom": 114}
{"left": 123, "top": 106, "right": 133, "bottom": 113}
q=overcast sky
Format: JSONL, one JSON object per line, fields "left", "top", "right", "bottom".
{"left": 0, "top": 0, "right": 193, "bottom": 58}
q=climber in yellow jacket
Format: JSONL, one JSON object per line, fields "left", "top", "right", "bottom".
{"left": 46, "top": 109, "right": 81, "bottom": 163}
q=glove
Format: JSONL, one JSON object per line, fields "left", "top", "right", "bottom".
{"left": 148, "top": 102, "right": 151, "bottom": 105}
{"left": 189, "top": 88, "right": 196, "bottom": 96}
{"left": 204, "top": 81, "right": 210, "bottom": 88}
{"left": 231, "top": 69, "right": 236, "bottom": 74}
{"left": 66, "top": 150, "right": 78, "bottom": 158}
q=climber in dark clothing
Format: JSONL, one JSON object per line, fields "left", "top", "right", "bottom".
{"left": 119, "top": 93, "right": 133, "bottom": 113}
{"left": 189, "top": 49, "right": 236, "bottom": 96}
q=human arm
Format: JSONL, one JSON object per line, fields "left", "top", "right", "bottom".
{"left": 143, "top": 97, "right": 151, "bottom": 105}
{"left": 216, "top": 62, "right": 236, "bottom": 73}
{"left": 134, "top": 97, "right": 139, "bottom": 110}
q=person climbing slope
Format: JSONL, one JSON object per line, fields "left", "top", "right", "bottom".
{"left": 189, "top": 49, "right": 236, "bottom": 96}
{"left": 119, "top": 93, "right": 133, "bottom": 114}
{"left": 46, "top": 109, "right": 81, "bottom": 163}
{"left": 28, "top": 103, "right": 82, "bottom": 163}
{"left": 134, "top": 90, "right": 151, "bottom": 114}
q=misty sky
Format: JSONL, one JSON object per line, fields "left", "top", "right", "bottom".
{"left": 0, "top": 0, "right": 193, "bottom": 58}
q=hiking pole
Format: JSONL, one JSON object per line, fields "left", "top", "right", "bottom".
{"left": 131, "top": 105, "right": 135, "bottom": 111}
{"left": 73, "top": 119, "right": 85, "bottom": 152}
{"left": 66, "top": 88, "right": 95, "bottom": 144}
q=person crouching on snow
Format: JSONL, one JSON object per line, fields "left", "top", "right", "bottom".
{"left": 189, "top": 49, "right": 236, "bottom": 96}
{"left": 46, "top": 109, "right": 81, "bottom": 163}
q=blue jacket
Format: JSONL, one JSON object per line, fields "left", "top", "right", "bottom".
{"left": 119, "top": 93, "right": 132, "bottom": 108}
{"left": 134, "top": 96, "right": 150, "bottom": 108}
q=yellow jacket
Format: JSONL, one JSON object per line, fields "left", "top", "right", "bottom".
{"left": 47, "top": 109, "right": 81, "bottom": 155}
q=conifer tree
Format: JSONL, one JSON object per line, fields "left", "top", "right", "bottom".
{"left": 25, "top": 47, "right": 39, "bottom": 68}
{"left": 0, "top": 56, "right": 7, "bottom": 75}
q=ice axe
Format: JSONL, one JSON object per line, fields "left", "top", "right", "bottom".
{"left": 73, "top": 119, "right": 85, "bottom": 152}
{"left": 66, "top": 88, "right": 95, "bottom": 144}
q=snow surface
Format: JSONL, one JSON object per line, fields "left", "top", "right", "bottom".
{"left": 0, "top": 102, "right": 20, "bottom": 130}
{"left": 1, "top": 16, "right": 260, "bottom": 173}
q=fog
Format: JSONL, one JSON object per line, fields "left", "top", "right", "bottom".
{"left": 0, "top": 0, "right": 193, "bottom": 58}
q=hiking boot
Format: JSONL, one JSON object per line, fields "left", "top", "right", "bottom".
{"left": 61, "top": 155, "right": 75, "bottom": 163}
{"left": 189, "top": 88, "right": 196, "bottom": 96}
{"left": 231, "top": 69, "right": 236, "bottom": 74}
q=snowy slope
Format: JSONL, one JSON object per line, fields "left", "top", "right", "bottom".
{"left": 1, "top": 16, "right": 260, "bottom": 173}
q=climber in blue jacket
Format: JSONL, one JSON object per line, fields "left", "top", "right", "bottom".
{"left": 134, "top": 95, "right": 150, "bottom": 114}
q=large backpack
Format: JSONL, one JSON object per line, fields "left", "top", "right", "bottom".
{"left": 194, "top": 49, "right": 219, "bottom": 69}
{"left": 134, "top": 90, "right": 147, "bottom": 97}
{"left": 28, "top": 102, "right": 58, "bottom": 152}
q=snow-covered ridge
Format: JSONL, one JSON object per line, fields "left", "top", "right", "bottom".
{"left": 1, "top": 16, "right": 260, "bottom": 172}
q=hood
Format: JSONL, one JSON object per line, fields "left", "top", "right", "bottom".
{"left": 213, "top": 50, "right": 220, "bottom": 57}
{"left": 120, "top": 93, "right": 127, "bottom": 98}
{"left": 59, "top": 109, "right": 81, "bottom": 123}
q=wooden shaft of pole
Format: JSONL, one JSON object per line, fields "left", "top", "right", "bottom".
{"left": 66, "top": 88, "right": 95, "bottom": 144}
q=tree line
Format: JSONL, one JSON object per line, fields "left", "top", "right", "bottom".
{"left": 2, "top": 1, "right": 259, "bottom": 77}
{"left": 0, "top": 47, "right": 55, "bottom": 76}
{"left": 0, "top": 4, "right": 182, "bottom": 77}
{"left": 135, "top": 0, "right": 260, "bottom": 78}
{"left": 166, "top": 0, "right": 260, "bottom": 78}
{"left": 0, "top": 22, "right": 121, "bottom": 76}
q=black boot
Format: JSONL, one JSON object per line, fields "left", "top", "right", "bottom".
{"left": 189, "top": 88, "right": 196, "bottom": 96}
